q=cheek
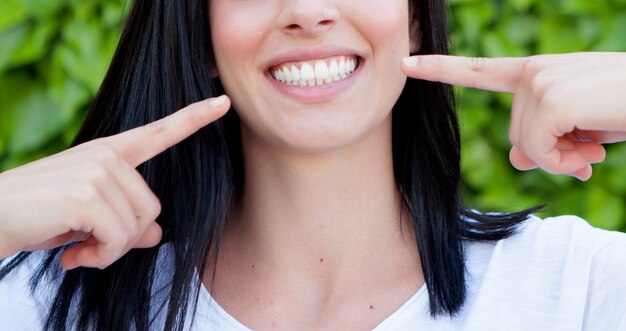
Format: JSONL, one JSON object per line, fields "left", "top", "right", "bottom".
{"left": 348, "top": 0, "right": 411, "bottom": 102}
{"left": 351, "top": 1, "right": 411, "bottom": 108}
{"left": 352, "top": 0, "right": 411, "bottom": 54}
{"left": 209, "top": 2, "right": 274, "bottom": 76}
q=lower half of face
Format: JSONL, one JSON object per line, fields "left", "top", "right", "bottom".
{"left": 210, "top": 0, "right": 414, "bottom": 154}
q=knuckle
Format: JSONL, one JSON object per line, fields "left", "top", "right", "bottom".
{"left": 66, "top": 214, "right": 85, "bottom": 233}
{"left": 118, "top": 232, "right": 131, "bottom": 246}
{"left": 126, "top": 217, "right": 140, "bottom": 236}
{"left": 529, "top": 72, "right": 551, "bottom": 97}
{"left": 84, "top": 164, "right": 111, "bottom": 186}
{"left": 85, "top": 137, "right": 107, "bottom": 148}
{"left": 522, "top": 56, "right": 545, "bottom": 76}
{"left": 75, "top": 184, "right": 101, "bottom": 205}
{"left": 93, "top": 147, "right": 120, "bottom": 165}
{"left": 148, "top": 198, "right": 162, "bottom": 220}
{"left": 103, "top": 237, "right": 129, "bottom": 261}
{"left": 537, "top": 88, "right": 560, "bottom": 112}
{"left": 145, "top": 118, "right": 168, "bottom": 134}
{"left": 181, "top": 106, "right": 204, "bottom": 129}
{"left": 430, "top": 54, "right": 443, "bottom": 68}
{"left": 466, "top": 56, "right": 487, "bottom": 73}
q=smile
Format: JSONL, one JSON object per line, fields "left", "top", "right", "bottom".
{"left": 269, "top": 56, "right": 360, "bottom": 87}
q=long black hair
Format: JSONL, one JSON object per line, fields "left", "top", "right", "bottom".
{"left": 0, "top": 0, "right": 537, "bottom": 329}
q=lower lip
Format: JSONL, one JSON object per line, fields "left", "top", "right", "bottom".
{"left": 265, "top": 60, "right": 364, "bottom": 103}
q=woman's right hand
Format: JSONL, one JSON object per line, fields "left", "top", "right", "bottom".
{"left": 0, "top": 95, "right": 230, "bottom": 270}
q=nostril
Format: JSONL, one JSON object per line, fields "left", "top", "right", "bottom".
{"left": 286, "top": 24, "right": 300, "bottom": 31}
{"left": 319, "top": 20, "right": 333, "bottom": 26}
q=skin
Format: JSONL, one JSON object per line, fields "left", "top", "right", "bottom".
{"left": 206, "top": 1, "right": 424, "bottom": 329}
{"left": 0, "top": 0, "right": 625, "bottom": 329}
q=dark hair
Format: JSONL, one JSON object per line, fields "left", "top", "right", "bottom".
{"left": 0, "top": 0, "right": 537, "bottom": 329}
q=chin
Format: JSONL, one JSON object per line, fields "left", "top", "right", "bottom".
{"left": 269, "top": 118, "right": 391, "bottom": 155}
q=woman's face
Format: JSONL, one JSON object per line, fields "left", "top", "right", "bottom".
{"left": 210, "top": 0, "right": 418, "bottom": 153}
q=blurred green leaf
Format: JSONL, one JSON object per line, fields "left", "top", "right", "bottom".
{"left": 0, "top": 74, "right": 63, "bottom": 154}
{"left": 60, "top": 19, "right": 115, "bottom": 93}
{"left": 0, "top": 24, "right": 29, "bottom": 71}
{"left": 538, "top": 17, "right": 587, "bottom": 53}
{"left": 18, "top": 0, "right": 64, "bottom": 20}
{"left": 594, "top": 13, "right": 626, "bottom": 51}
{"left": 0, "top": 0, "right": 27, "bottom": 30}
{"left": 48, "top": 46, "right": 91, "bottom": 123}
{"left": 586, "top": 187, "right": 624, "bottom": 230}
{"left": 9, "top": 21, "right": 57, "bottom": 68}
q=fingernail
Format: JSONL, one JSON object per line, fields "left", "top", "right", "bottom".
{"left": 403, "top": 56, "right": 419, "bottom": 67}
{"left": 208, "top": 95, "right": 227, "bottom": 108}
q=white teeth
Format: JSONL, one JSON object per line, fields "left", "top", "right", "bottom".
{"left": 328, "top": 60, "right": 339, "bottom": 81}
{"left": 291, "top": 65, "right": 300, "bottom": 86}
{"left": 300, "top": 63, "right": 315, "bottom": 80}
{"left": 299, "top": 63, "right": 314, "bottom": 87}
{"left": 338, "top": 59, "right": 347, "bottom": 78}
{"left": 282, "top": 67, "right": 291, "bottom": 83}
{"left": 271, "top": 56, "right": 359, "bottom": 86}
{"left": 314, "top": 61, "right": 329, "bottom": 86}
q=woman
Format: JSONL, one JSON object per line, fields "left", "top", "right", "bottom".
{"left": 1, "top": 0, "right": 626, "bottom": 329}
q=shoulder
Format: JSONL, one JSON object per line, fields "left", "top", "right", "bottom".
{"left": 0, "top": 252, "right": 52, "bottom": 329}
{"left": 499, "top": 214, "right": 626, "bottom": 275}
{"left": 465, "top": 214, "right": 626, "bottom": 274}
{"left": 461, "top": 214, "right": 626, "bottom": 329}
{"left": 500, "top": 214, "right": 626, "bottom": 255}
{"left": 467, "top": 213, "right": 626, "bottom": 278}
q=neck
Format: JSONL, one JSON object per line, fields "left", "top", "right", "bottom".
{"left": 219, "top": 116, "right": 419, "bottom": 284}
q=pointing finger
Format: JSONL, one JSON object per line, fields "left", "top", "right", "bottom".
{"left": 106, "top": 95, "right": 230, "bottom": 168}
{"left": 402, "top": 55, "right": 526, "bottom": 93}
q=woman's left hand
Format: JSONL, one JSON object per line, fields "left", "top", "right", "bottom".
{"left": 401, "top": 52, "right": 626, "bottom": 181}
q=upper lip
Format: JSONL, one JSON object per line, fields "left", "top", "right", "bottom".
{"left": 264, "top": 45, "right": 365, "bottom": 71}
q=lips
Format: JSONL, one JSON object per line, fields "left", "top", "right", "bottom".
{"left": 263, "top": 47, "right": 365, "bottom": 102}
{"left": 270, "top": 56, "right": 360, "bottom": 87}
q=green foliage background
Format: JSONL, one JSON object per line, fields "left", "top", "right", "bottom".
{"left": 1, "top": 0, "right": 625, "bottom": 231}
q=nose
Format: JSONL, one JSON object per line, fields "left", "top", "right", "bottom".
{"left": 277, "top": 0, "right": 339, "bottom": 37}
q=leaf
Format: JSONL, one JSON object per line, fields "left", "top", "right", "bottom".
{"left": 59, "top": 19, "right": 114, "bottom": 93}
{"left": 0, "top": 24, "right": 29, "bottom": 71}
{"left": 17, "top": 0, "right": 64, "bottom": 20}
{"left": 585, "top": 187, "right": 624, "bottom": 230}
{"left": 538, "top": 17, "right": 588, "bottom": 53}
{"left": 48, "top": 46, "right": 91, "bottom": 123}
{"left": 8, "top": 20, "right": 58, "bottom": 68}
{"left": 594, "top": 13, "right": 626, "bottom": 51}
{"left": 0, "top": 0, "right": 26, "bottom": 31}
{"left": 0, "top": 73, "right": 64, "bottom": 154}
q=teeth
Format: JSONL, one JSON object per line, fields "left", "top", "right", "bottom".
{"left": 314, "top": 61, "right": 329, "bottom": 86}
{"left": 291, "top": 66, "right": 300, "bottom": 86}
{"left": 281, "top": 67, "right": 291, "bottom": 84}
{"left": 328, "top": 60, "right": 339, "bottom": 81}
{"left": 338, "top": 59, "right": 347, "bottom": 78}
{"left": 271, "top": 56, "right": 359, "bottom": 86}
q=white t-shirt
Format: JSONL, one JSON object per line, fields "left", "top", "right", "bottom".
{"left": 2, "top": 215, "right": 626, "bottom": 330}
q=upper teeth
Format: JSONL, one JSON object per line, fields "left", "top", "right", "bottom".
{"left": 271, "top": 56, "right": 358, "bottom": 87}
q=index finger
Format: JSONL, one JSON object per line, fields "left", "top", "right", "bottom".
{"left": 105, "top": 95, "right": 230, "bottom": 167}
{"left": 402, "top": 55, "right": 527, "bottom": 93}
